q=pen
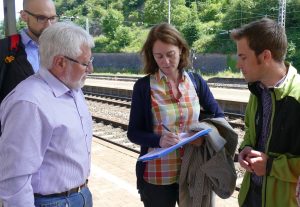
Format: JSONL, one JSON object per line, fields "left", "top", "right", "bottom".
{"left": 161, "top": 124, "right": 171, "bottom": 132}
{"left": 161, "top": 124, "right": 180, "bottom": 142}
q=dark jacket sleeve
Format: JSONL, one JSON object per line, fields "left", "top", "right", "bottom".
{"left": 127, "top": 76, "right": 160, "bottom": 148}
{"left": 196, "top": 73, "right": 224, "bottom": 118}
{"left": 0, "top": 36, "right": 34, "bottom": 103}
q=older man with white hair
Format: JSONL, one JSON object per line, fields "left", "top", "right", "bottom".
{"left": 0, "top": 22, "right": 94, "bottom": 207}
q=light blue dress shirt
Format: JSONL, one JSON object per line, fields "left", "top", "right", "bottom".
{"left": 20, "top": 29, "right": 40, "bottom": 73}
{"left": 0, "top": 69, "right": 93, "bottom": 207}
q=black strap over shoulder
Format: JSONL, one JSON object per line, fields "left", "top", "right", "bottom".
{"left": 0, "top": 37, "right": 10, "bottom": 91}
{"left": 0, "top": 34, "right": 21, "bottom": 92}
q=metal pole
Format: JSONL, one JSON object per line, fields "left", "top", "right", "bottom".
{"left": 168, "top": 0, "right": 171, "bottom": 24}
{"left": 4, "top": 0, "right": 17, "bottom": 36}
{"left": 278, "top": 0, "right": 286, "bottom": 27}
{"left": 86, "top": 18, "right": 89, "bottom": 34}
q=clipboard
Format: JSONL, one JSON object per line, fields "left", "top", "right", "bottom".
{"left": 138, "top": 128, "right": 211, "bottom": 162}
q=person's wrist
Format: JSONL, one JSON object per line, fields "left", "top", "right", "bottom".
{"left": 159, "top": 136, "right": 163, "bottom": 148}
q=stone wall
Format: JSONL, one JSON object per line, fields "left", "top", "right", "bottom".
{"left": 192, "top": 53, "right": 227, "bottom": 73}
{"left": 92, "top": 53, "right": 229, "bottom": 74}
{"left": 93, "top": 53, "right": 142, "bottom": 72}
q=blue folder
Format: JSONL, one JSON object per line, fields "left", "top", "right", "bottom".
{"left": 138, "top": 128, "right": 212, "bottom": 162}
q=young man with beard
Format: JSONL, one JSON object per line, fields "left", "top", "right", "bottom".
{"left": 0, "top": 22, "right": 94, "bottom": 207}
{"left": 231, "top": 18, "right": 300, "bottom": 207}
{"left": 0, "top": 0, "right": 58, "bottom": 103}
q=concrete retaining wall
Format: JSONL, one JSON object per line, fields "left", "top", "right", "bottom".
{"left": 92, "top": 53, "right": 228, "bottom": 73}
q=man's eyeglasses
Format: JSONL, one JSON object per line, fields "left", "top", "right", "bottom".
{"left": 64, "top": 56, "right": 94, "bottom": 71}
{"left": 24, "top": 10, "right": 59, "bottom": 24}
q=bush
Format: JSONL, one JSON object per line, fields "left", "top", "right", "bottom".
{"left": 93, "top": 35, "right": 109, "bottom": 53}
{"left": 226, "top": 54, "right": 239, "bottom": 73}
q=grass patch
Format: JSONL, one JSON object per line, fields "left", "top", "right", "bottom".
{"left": 92, "top": 67, "right": 243, "bottom": 79}
{"left": 201, "top": 69, "right": 243, "bottom": 80}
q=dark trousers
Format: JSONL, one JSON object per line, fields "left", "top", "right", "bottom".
{"left": 140, "top": 180, "right": 179, "bottom": 207}
{"left": 242, "top": 182, "right": 262, "bottom": 207}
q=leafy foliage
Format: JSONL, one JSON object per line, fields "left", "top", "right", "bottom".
{"left": 0, "top": 21, "right": 4, "bottom": 39}
{"left": 2, "top": 0, "right": 299, "bottom": 70}
{"left": 102, "top": 8, "right": 124, "bottom": 38}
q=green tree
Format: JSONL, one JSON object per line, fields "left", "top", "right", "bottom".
{"left": 114, "top": 26, "right": 134, "bottom": 48}
{"left": 93, "top": 35, "right": 109, "bottom": 53}
{"left": 285, "top": 0, "right": 300, "bottom": 68}
{"left": 102, "top": 8, "right": 124, "bottom": 38}
{"left": 172, "top": 5, "right": 191, "bottom": 27}
{"left": 0, "top": 21, "right": 4, "bottom": 38}
{"left": 16, "top": 18, "right": 27, "bottom": 32}
{"left": 198, "top": 0, "right": 225, "bottom": 22}
{"left": 52, "top": 0, "right": 300, "bottom": 70}
{"left": 55, "top": 0, "right": 81, "bottom": 16}
{"left": 144, "top": 0, "right": 167, "bottom": 25}
{"left": 180, "top": 3, "right": 200, "bottom": 46}
{"left": 121, "top": 27, "right": 148, "bottom": 52}
{"left": 123, "top": 0, "right": 144, "bottom": 17}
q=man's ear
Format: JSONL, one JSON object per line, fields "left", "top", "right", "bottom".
{"left": 262, "top": 50, "right": 272, "bottom": 62}
{"left": 54, "top": 56, "right": 62, "bottom": 66}
{"left": 20, "top": 10, "right": 28, "bottom": 22}
{"left": 51, "top": 56, "right": 66, "bottom": 75}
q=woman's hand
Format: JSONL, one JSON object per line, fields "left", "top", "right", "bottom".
{"left": 159, "top": 131, "right": 180, "bottom": 148}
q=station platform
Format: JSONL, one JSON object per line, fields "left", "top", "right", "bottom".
{"left": 85, "top": 79, "right": 250, "bottom": 103}
{"left": 89, "top": 138, "right": 239, "bottom": 207}
{"left": 89, "top": 138, "right": 141, "bottom": 207}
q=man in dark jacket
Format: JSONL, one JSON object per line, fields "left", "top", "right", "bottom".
{"left": 231, "top": 17, "right": 300, "bottom": 207}
{"left": 0, "top": 0, "right": 58, "bottom": 103}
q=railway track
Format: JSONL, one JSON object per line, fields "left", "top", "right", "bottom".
{"left": 86, "top": 93, "right": 245, "bottom": 129}
{"left": 87, "top": 74, "right": 248, "bottom": 89}
{"left": 85, "top": 93, "right": 131, "bottom": 108}
{"left": 86, "top": 88, "right": 246, "bottom": 191}
{"left": 90, "top": 108, "right": 244, "bottom": 191}
{"left": 87, "top": 94, "right": 245, "bottom": 157}
{"left": 92, "top": 121, "right": 139, "bottom": 154}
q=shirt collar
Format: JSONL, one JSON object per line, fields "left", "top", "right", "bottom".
{"left": 259, "top": 69, "right": 287, "bottom": 89}
{"left": 38, "top": 68, "right": 73, "bottom": 97}
{"left": 157, "top": 69, "right": 166, "bottom": 80}
{"left": 274, "top": 73, "right": 287, "bottom": 87}
{"left": 20, "top": 29, "right": 39, "bottom": 47}
{"left": 156, "top": 69, "right": 188, "bottom": 82}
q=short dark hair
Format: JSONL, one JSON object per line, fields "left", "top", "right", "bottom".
{"left": 230, "top": 17, "right": 287, "bottom": 62}
{"left": 141, "top": 23, "right": 190, "bottom": 74}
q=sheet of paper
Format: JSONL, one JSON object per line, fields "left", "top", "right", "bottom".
{"left": 138, "top": 128, "right": 211, "bottom": 162}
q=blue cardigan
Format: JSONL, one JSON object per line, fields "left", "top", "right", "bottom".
{"left": 127, "top": 73, "right": 224, "bottom": 190}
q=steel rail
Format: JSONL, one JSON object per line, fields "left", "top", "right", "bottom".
{"left": 92, "top": 114, "right": 242, "bottom": 191}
